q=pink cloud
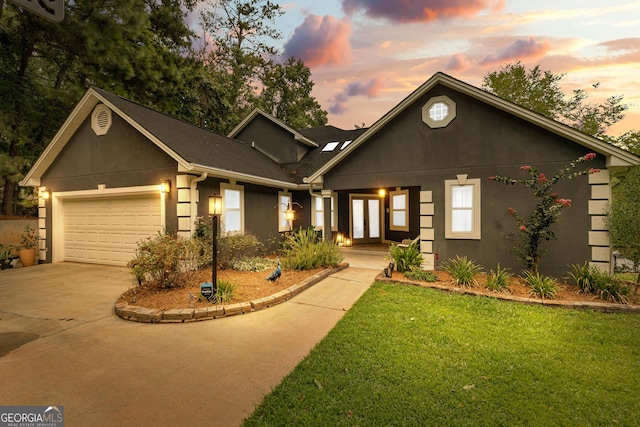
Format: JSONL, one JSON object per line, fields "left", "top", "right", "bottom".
{"left": 480, "top": 37, "right": 551, "bottom": 66}
{"left": 447, "top": 53, "right": 471, "bottom": 72}
{"left": 329, "top": 76, "right": 386, "bottom": 115}
{"left": 341, "top": 0, "right": 504, "bottom": 23}
{"left": 282, "top": 15, "right": 351, "bottom": 67}
{"left": 598, "top": 38, "right": 640, "bottom": 53}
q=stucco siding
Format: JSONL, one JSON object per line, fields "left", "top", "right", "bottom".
{"left": 323, "top": 84, "right": 604, "bottom": 277}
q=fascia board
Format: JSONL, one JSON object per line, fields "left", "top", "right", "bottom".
{"left": 188, "top": 163, "right": 301, "bottom": 190}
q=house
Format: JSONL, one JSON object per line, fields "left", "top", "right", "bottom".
{"left": 21, "top": 72, "right": 640, "bottom": 277}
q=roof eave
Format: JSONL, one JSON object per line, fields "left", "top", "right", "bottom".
{"left": 187, "top": 163, "right": 303, "bottom": 190}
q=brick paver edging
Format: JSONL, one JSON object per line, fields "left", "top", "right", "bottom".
{"left": 377, "top": 273, "right": 640, "bottom": 314}
{"left": 115, "top": 263, "right": 349, "bottom": 323}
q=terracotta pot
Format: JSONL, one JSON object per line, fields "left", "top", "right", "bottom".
{"left": 18, "top": 248, "right": 36, "bottom": 267}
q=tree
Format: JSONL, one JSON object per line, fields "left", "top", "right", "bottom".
{"left": 489, "top": 153, "right": 600, "bottom": 274}
{"left": 0, "top": 0, "right": 196, "bottom": 215}
{"left": 482, "top": 62, "right": 634, "bottom": 140}
{"left": 606, "top": 166, "right": 640, "bottom": 283}
{"left": 259, "top": 57, "right": 327, "bottom": 129}
{"left": 196, "top": 0, "right": 327, "bottom": 133}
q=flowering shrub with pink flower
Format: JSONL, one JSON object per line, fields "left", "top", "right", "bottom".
{"left": 489, "top": 153, "right": 600, "bottom": 273}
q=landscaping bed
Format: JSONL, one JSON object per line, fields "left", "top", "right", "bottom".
{"left": 117, "top": 266, "right": 326, "bottom": 310}
{"left": 380, "top": 269, "right": 640, "bottom": 308}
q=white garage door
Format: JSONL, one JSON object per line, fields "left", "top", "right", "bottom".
{"left": 63, "top": 195, "right": 162, "bottom": 266}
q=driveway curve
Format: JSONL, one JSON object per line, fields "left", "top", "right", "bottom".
{"left": 0, "top": 262, "right": 378, "bottom": 426}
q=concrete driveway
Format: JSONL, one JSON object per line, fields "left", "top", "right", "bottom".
{"left": 0, "top": 260, "right": 381, "bottom": 426}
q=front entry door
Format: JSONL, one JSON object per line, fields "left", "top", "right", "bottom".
{"left": 351, "top": 196, "right": 381, "bottom": 244}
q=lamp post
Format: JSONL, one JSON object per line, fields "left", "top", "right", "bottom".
{"left": 209, "top": 194, "right": 222, "bottom": 298}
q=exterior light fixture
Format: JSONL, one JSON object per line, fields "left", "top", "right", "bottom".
{"left": 378, "top": 188, "right": 386, "bottom": 198}
{"left": 160, "top": 180, "right": 171, "bottom": 194}
{"left": 203, "top": 194, "right": 223, "bottom": 301}
{"left": 285, "top": 205, "right": 295, "bottom": 221}
{"left": 40, "top": 188, "right": 50, "bottom": 200}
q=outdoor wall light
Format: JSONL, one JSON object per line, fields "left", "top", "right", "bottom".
{"left": 160, "top": 179, "right": 171, "bottom": 194}
{"left": 378, "top": 188, "right": 386, "bottom": 198}
{"left": 40, "top": 188, "right": 50, "bottom": 200}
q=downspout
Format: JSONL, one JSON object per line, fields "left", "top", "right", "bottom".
{"left": 190, "top": 172, "right": 208, "bottom": 235}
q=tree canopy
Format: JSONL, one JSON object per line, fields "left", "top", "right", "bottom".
{"left": 0, "top": 0, "right": 328, "bottom": 215}
{"left": 482, "top": 61, "right": 640, "bottom": 147}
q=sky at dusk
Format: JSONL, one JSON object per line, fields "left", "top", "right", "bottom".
{"left": 204, "top": 0, "right": 640, "bottom": 135}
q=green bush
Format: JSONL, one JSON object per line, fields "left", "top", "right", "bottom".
{"left": 229, "top": 256, "right": 275, "bottom": 272}
{"left": 486, "top": 264, "right": 512, "bottom": 292}
{"left": 404, "top": 269, "right": 438, "bottom": 282}
{"left": 389, "top": 243, "right": 423, "bottom": 273}
{"left": 442, "top": 255, "right": 483, "bottom": 287}
{"left": 193, "top": 216, "right": 265, "bottom": 269}
{"left": 128, "top": 232, "right": 198, "bottom": 290}
{"left": 568, "top": 262, "right": 633, "bottom": 304}
{"left": 281, "top": 227, "right": 343, "bottom": 270}
{"left": 523, "top": 270, "right": 558, "bottom": 299}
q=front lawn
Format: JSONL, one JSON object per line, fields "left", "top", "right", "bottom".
{"left": 244, "top": 282, "right": 640, "bottom": 426}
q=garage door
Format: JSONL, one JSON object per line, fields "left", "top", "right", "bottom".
{"left": 63, "top": 195, "right": 162, "bottom": 266}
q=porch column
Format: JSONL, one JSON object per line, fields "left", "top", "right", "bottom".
{"left": 38, "top": 186, "right": 48, "bottom": 262}
{"left": 420, "top": 190, "right": 435, "bottom": 270}
{"left": 322, "top": 189, "right": 333, "bottom": 241}
{"left": 588, "top": 170, "right": 612, "bottom": 272}
{"left": 176, "top": 174, "right": 193, "bottom": 239}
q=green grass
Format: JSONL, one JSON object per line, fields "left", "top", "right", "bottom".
{"left": 244, "top": 282, "right": 640, "bottom": 426}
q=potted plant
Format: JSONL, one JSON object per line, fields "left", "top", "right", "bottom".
{"left": 18, "top": 225, "right": 39, "bottom": 267}
{"left": 0, "top": 244, "right": 17, "bottom": 270}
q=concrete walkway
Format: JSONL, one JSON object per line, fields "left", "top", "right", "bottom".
{"left": 0, "top": 253, "right": 386, "bottom": 427}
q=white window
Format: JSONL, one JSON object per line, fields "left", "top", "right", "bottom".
{"left": 221, "top": 183, "right": 244, "bottom": 233}
{"left": 278, "top": 192, "right": 292, "bottom": 232}
{"left": 445, "top": 176, "right": 481, "bottom": 239}
{"left": 312, "top": 194, "right": 336, "bottom": 230}
{"left": 390, "top": 189, "right": 409, "bottom": 232}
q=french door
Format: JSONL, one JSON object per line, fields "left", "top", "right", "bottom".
{"left": 350, "top": 195, "right": 381, "bottom": 244}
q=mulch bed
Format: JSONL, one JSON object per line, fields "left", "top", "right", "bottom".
{"left": 117, "top": 266, "right": 640, "bottom": 311}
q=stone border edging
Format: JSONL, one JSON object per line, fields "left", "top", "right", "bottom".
{"left": 377, "top": 273, "right": 640, "bottom": 314}
{"left": 115, "top": 263, "right": 349, "bottom": 323}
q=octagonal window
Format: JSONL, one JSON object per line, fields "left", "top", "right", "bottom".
{"left": 422, "top": 95, "right": 456, "bottom": 128}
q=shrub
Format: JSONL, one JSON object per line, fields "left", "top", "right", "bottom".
{"left": 568, "top": 262, "right": 633, "bottom": 304}
{"left": 215, "top": 280, "right": 236, "bottom": 304}
{"left": 442, "top": 255, "right": 483, "bottom": 287}
{"left": 523, "top": 270, "right": 558, "bottom": 299}
{"left": 281, "top": 227, "right": 343, "bottom": 270}
{"left": 229, "top": 256, "right": 275, "bottom": 272}
{"left": 389, "top": 243, "right": 423, "bottom": 273}
{"left": 404, "top": 269, "right": 438, "bottom": 282}
{"left": 485, "top": 264, "right": 512, "bottom": 292}
{"left": 193, "top": 216, "right": 265, "bottom": 269}
{"left": 128, "top": 232, "right": 198, "bottom": 290}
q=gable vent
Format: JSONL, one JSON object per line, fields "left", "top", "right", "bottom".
{"left": 91, "top": 104, "right": 112, "bottom": 136}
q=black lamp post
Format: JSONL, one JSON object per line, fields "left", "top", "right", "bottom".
{"left": 209, "top": 194, "right": 222, "bottom": 298}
